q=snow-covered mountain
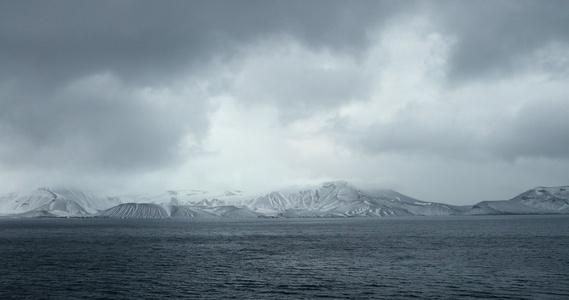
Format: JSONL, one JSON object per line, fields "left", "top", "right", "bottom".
{"left": 1, "top": 182, "right": 567, "bottom": 218}
{"left": 96, "top": 204, "right": 260, "bottom": 219}
{"left": 0, "top": 187, "right": 121, "bottom": 217}
{"left": 246, "top": 181, "right": 465, "bottom": 217}
{"left": 92, "top": 189, "right": 260, "bottom": 219}
{"left": 97, "top": 203, "right": 170, "bottom": 219}
{"left": 468, "top": 186, "right": 569, "bottom": 215}
{"left": 169, "top": 205, "right": 218, "bottom": 219}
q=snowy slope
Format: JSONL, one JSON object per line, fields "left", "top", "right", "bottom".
{"left": 206, "top": 205, "right": 260, "bottom": 218}
{"left": 0, "top": 186, "right": 258, "bottom": 219}
{"left": 468, "top": 186, "right": 569, "bottom": 215}
{"left": 169, "top": 205, "right": 218, "bottom": 218}
{"left": 97, "top": 203, "right": 169, "bottom": 219}
{"left": 0, "top": 188, "right": 122, "bottom": 217}
{"left": 96, "top": 203, "right": 259, "bottom": 219}
{"left": 511, "top": 186, "right": 569, "bottom": 213}
{"left": 467, "top": 201, "right": 542, "bottom": 215}
{"left": 2, "top": 183, "right": 568, "bottom": 218}
{"left": 246, "top": 181, "right": 463, "bottom": 217}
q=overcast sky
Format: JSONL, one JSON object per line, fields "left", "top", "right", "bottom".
{"left": 1, "top": 0, "right": 568, "bottom": 204}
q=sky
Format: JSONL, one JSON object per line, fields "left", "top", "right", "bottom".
{"left": 1, "top": 0, "right": 568, "bottom": 205}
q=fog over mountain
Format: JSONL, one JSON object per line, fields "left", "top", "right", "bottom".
{"left": 1, "top": 1, "right": 569, "bottom": 204}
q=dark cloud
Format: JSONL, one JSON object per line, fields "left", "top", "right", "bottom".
{"left": 339, "top": 97, "right": 569, "bottom": 163}
{"left": 1, "top": 0, "right": 568, "bottom": 199}
{"left": 226, "top": 45, "right": 371, "bottom": 121}
{"left": 0, "top": 74, "right": 204, "bottom": 173}
{"left": 0, "top": 0, "right": 405, "bottom": 86}
{"left": 0, "top": 0, "right": 409, "bottom": 177}
{"left": 494, "top": 99, "right": 569, "bottom": 160}
{"left": 338, "top": 109, "right": 483, "bottom": 161}
{"left": 430, "top": 0, "right": 569, "bottom": 83}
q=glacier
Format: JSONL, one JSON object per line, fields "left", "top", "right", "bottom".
{"left": 0, "top": 182, "right": 568, "bottom": 219}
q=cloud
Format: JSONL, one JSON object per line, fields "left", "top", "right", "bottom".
{"left": 494, "top": 97, "right": 569, "bottom": 160}
{"left": 0, "top": 72, "right": 209, "bottom": 173}
{"left": 0, "top": 1, "right": 406, "bottom": 185}
{"left": 324, "top": 14, "right": 569, "bottom": 165}
{"left": 336, "top": 57, "right": 569, "bottom": 162}
{"left": 0, "top": 0, "right": 406, "bottom": 86}
{"left": 224, "top": 37, "right": 372, "bottom": 120}
{"left": 429, "top": 0, "right": 569, "bottom": 83}
{"left": 1, "top": 1, "right": 568, "bottom": 204}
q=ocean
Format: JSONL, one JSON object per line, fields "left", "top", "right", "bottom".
{"left": 1, "top": 216, "right": 568, "bottom": 299}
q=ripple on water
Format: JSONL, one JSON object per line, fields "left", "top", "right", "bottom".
{"left": 0, "top": 217, "right": 568, "bottom": 299}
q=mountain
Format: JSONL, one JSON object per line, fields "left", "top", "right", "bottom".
{"left": 93, "top": 189, "right": 260, "bottom": 219}
{"left": 0, "top": 187, "right": 121, "bottom": 217}
{"left": 206, "top": 205, "right": 260, "bottom": 218}
{"left": 1, "top": 182, "right": 567, "bottom": 218}
{"left": 96, "top": 203, "right": 260, "bottom": 219}
{"left": 246, "top": 181, "right": 465, "bottom": 217}
{"left": 468, "top": 186, "right": 569, "bottom": 215}
{"left": 97, "top": 203, "right": 170, "bottom": 219}
{"left": 169, "top": 205, "right": 218, "bottom": 219}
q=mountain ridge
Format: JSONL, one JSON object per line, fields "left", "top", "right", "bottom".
{"left": 0, "top": 182, "right": 567, "bottom": 218}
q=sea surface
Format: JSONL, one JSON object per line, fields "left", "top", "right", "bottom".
{"left": 1, "top": 216, "right": 568, "bottom": 299}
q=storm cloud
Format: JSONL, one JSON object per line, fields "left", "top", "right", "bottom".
{"left": 433, "top": 0, "right": 569, "bottom": 82}
{"left": 1, "top": 0, "right": 568, "bottom": 204}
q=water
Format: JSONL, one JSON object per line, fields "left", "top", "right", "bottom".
{"left": 1, "top": 216, "right": 568, "bottom": 299}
